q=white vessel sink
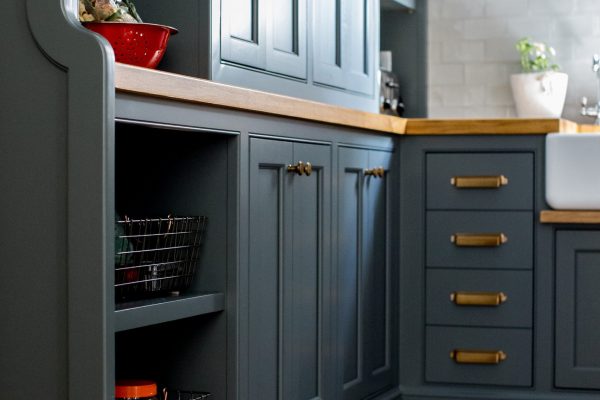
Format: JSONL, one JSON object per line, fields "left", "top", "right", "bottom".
{"left": 546, "top": 133, "right": 600, "bottom": 209}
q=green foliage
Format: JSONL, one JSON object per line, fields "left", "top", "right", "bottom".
{"left": 516, "top": 37, "right": 560, "bottom": 73}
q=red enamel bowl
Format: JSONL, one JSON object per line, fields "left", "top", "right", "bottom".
{"left": 83, "top": 22, "right": 178, "bottom": 69}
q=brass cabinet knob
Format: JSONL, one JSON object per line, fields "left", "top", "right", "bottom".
{"left": 450, "top": 291, "right": 508, "bottom": 306}
{"left": 365, "top": 166, "right": 385, "bottom": 178}
{"left": 450, "top": 349, "right": 507, "bottom": 365}
{"left": 287, "top": 161, "right": 312, "bottom": 176}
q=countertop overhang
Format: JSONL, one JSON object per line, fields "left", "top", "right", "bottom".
{"left": 115, "top": 63, "right": 600, "bottom": 135}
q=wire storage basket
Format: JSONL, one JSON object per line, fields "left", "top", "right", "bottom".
{"left": 115, "top": 215, "right": 208, "bottom": 301}
{"left": 166, "top": 390, "right": 211, "bottom": 400}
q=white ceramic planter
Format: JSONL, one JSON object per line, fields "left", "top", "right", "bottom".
{"left": 510, "top": 72, "right": 568, "bottom": 118}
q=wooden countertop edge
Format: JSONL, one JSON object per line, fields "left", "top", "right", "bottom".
{"left": 114, "top": 63, "right": 407, "bottom": 135}
{"left": 114, "top": 64, "right": 600, "bottom": 135}
{"left": 540, "top": 210, "right": 600, "bottom": 224}
{"left": 404, "top": 118, "right": 580, "bottom": 135}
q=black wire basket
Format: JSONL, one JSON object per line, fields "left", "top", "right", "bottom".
{"left": 166, "top": 390, "right": 211, "bottom": 400}
{"left": 115, "top": 215, "right": 208, "bottom": 301}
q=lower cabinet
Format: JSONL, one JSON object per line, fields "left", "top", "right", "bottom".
{"left": 247, "top": 137, "right": 332, "bottom": 400}
{"left": 556, "top": 230, "right": 600, "bottom": 390}
{"left": 337, "top": 147, "right": 397, "bottom": 399}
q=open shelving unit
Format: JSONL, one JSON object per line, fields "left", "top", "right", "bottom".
{"left": 112, "top": 100, "right": 238, "bottom": 398}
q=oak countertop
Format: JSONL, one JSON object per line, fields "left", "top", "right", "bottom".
{"left": 114, "top": 63, "right": 600, "bottom": 135}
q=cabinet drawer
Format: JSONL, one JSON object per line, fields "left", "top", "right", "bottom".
{"left": 426, "top": 211, "right": 533, "bottom": 269}
{"left": 426, "top": 153, "right": 533, "bottom": 210}
{"left": 426, "top": 269, "right": 532, "bottom": 328}
{"left": 426, "top": 326, "right": 532, "bottom": 387}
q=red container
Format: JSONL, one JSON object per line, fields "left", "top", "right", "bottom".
{"left": 84, "top": 22, "right": 178, "bottom": 69}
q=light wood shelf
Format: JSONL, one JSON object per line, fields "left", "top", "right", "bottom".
{"left": 540, "top": 210, "right": 600, "bottom": 224}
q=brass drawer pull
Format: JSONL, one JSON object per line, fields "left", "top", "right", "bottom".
{"left": 450, "top": 175, "right": 508, "bottom": 189}
{"left": 287, "top": 161, "right": 313, "bottom": 176}
{"left": 450, "top": 349, "right": 507, "bottom": 365}
{"left": 365, "top": 167, "right": 385, "bottom": 178}
{"left": 451, "top": 233, "right": 508, "bottom": 247}
{"left": 450, "top": 291, "right": 508, "bottom": 306}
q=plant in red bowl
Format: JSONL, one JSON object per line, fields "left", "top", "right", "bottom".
{"left": 79, "top": 0, "right": 177, "bottom": 69}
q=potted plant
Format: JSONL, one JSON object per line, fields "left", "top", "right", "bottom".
{"left": 510, "top": 38, "right": 568, "bottom": 118}
{"left": 78, "top": 0, "right": 177, "bottom": 69}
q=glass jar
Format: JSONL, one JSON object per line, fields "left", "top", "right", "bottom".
{"left": 115, "top": 380, "right": 159, "bottom": 400}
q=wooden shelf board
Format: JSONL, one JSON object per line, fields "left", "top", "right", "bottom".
{"left": 404, "top": 118, "right": 578, "bottom": 135}
{"left": 115, "top": 291, "right": 225, "bottom": 332}
{"left": 540, "top": 210, "right": 600, "bottom": 224}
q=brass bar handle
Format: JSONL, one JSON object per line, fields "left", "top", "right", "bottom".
{"left": 450, "top": 349, "right": 507, "bottom": 365}
{"left": 450, "top": 175, "right": 509, "bottom": 189}
{"left": 365, "top": 167, "right": 385, "bottom": 178}
{"left": 451, "top": 233, "right": 508, "bottom": 247}
{"left": 287, "top": 161, "right": 313, "bottom": 176}
{"left": 450, "top": 291, "right": 508, "bottom": 306}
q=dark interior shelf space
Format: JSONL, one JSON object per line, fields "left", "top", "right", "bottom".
{"left": 115, "top": 291, "right": 225, "bottom": 332}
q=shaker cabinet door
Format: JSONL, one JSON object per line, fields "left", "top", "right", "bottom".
{"left": 221, "top": 0, "right": 267, "bottom": 69}
{"left": 555, "top": 230, "right": 600, "bottom": 390}
{"left": 265, "top": 0, "right": 307, "bottom": 79}
{"left": 337, "top": 147, "right": 396, "bottom": 400}
{"left": 247, "top": 137, "right": 331, "bottom": 400}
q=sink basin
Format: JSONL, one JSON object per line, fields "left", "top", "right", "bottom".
{"left": 546, "top": 133, "right": 600, "bottom": 209}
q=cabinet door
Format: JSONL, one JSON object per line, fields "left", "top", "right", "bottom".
{"left": 342, "top": 0, "right": 375, "bottom": 95}
{"left": 221, "top": 0, "right": 266, "bottom": 69}
{"left": 248, "top": 137, "right": 331, "bottom": 400}
{"left": 265, "top": 0, "right": 307, "bottom": 79}
{"left": 313, "top": 0, "right": 376, "bottom": 94}
{"left": 556, "top": 231, "right": 600, "bottom": 390}
{"left": 337, "top": 147, "right": 395, "bottom": 399}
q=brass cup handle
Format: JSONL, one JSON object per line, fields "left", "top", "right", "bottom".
{"left": 450, "top": 291, "right": 508, "bottom": 306}
{"left": 450, "top": 349, "right": 507, "bottom": 365}
{"left": 365, "top": 167, "right": 385, "bottom": 178}
{"left": 451, "top": 233, "right": 508, "bottom": 247}
{"left": 287, "top": 161, "right": 313, "bottom": 176}
{"left": 450, "top": 175, "right": 508, "bottom": 189}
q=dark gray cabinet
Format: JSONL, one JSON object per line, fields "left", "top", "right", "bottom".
{"left": 313, "top": 0, "right": 377, "bottom": 95}
{"left": 220, "top": 0, "right": 307, "bottom": 79}
{"left": 337, "top": 147, "right": 397, "bottom": 399}
{"left": 246, "top": 137, "right": 332, "bottom": 400}
{"left": 556, "top": 230, "right": 600, "bottom": 390}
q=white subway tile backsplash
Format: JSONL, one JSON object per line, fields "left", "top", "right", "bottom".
{"left": 429, "top": 64, "right": 465, "bottom": 85}
{"left": 554, "top": 16, "right": 600, "bottom": 39}
{"left": 442, "top": 0, "right": 485, "bottom": 19}
{"left": 485, "top": 85, "right": 514, "bottom": 106}
{"left": 442, "top": 41, "right": 485, "bottom": 63}
{"left": 428, "top": 20, "right": 464, "bottom": 42}
{"left": 464, "top": 19, "right": 507, "bottom": 39}
{"left": 428, "top": 0, "right": 597, "bottom": 119}
{"left": 575, "top": 0, "right": 600, "bottom": 12}
{"left": 465, "top": 64, "right": 511, "bottom": 85}
{"left": 441, "top": 85, "right": 485, "bottom": 106}
{"left": 485, "top": 0, "right": 525, "bottom": 17}
{"left": 529, "top": 0, "right": 574, "bottom": 15}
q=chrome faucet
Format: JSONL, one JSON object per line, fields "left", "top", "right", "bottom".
{"left": 581, "top": 54, "right": 600, "bottom": 125}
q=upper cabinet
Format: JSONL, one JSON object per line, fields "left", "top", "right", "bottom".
{"left": 221, "top": 0, "right": 307, "bottom": 79}
{"left": 314, "top": 0, "right": 377, "bottom": 95}
{"left": 136, "top": 0, "right": 379, "bottom": 112}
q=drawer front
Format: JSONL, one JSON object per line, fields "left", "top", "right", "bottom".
{"left": 426, "top": 153, "right": 533, "bottom": 210}
{"left": 426, "top": 269, "right": 532, "bottom": 328}
{"left": 426, "top": 326, "right": 532, "bottom": 386}
{"left": 426, "top": 211, "right": 533, "bottom": 269}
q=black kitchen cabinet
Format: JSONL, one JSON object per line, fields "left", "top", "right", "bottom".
{"left": 337, "top": 147, "right": 398, "bottom": 399}
{"left": 245, "top": 137, "right": 332, "bottom": 400}
{"left": 555, "top": 230, "right": 600, "bottom": 390}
